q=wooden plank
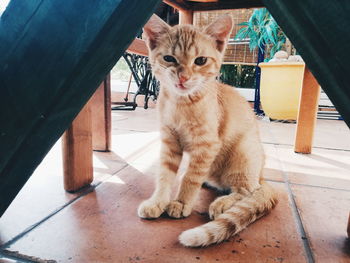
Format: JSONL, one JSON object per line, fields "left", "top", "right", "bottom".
{"left": 294, "top": 67, "right": 320, "bottom": 154}
{"left": 163, "top": 0, "right": 191, "bottom": 11}
{"left": 187, "top": 0, "right": 217, "bottom": 2}
{"left": 179, "top": 9, "right": 193, "bottom": 24}
{"left": 163, "top": 0, "right": 264, "bottom": 11}
{"left": 62, "top": 102, "right": 93, "bottom": 192}
{"left": 91, "top": 75, "right": 112, "bottom": 152}
{"left": 164, "top": 0, "right": 264, "bottom": 11}
{"left": 127, "top": 38, "right": 148, "bottom": 56}
{"left": 190, "top": 0, "right": 264, "bottom": 11}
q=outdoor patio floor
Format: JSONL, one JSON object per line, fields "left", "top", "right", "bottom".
{"left": 0, "top": 107, "right": 349, "bottom": 262}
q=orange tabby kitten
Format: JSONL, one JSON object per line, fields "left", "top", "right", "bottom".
{"left": 138, "top": 14, "right": 278, "bottom": 247}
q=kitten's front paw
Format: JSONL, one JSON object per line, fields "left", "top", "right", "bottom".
{"left": 166, "top": 200, "right": 192, "bottom": 218}
{"left": 138, "top": 199, "right": 167, "bottom": 219}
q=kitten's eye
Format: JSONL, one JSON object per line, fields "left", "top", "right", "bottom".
{"left": 194, "top": 56, "right": 207, "bottom": 66}
{"left": 163, "top": 55, "right": 177, "bottom": 63}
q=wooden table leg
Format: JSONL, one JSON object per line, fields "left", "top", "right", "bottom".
{"left": 179, "top": 9, "right": 193, "bottom": 25}
{"left": 62, "top": 101, "right": 93, "bottom": 192}
{"left": 294, "top": 67, "right": 321, "bottom": 154}
{"left": 91, "top": 74, "right": 112, "bottom": 152}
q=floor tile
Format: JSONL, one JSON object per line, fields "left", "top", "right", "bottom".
{"left": 291, "top": 185, "right": 350, "bottom": 262}
{"left": 0, "top": 142, "right": 126, "bottom": 246}
{"left": 111, "top": 130, "right": 160, "bottom": 162}
{"left": 263, "top": 144, "right": 284, "bottom": 182}
{"left": 276, "top": 145, "right": 350, "bottom": 190}
{"left": 2, "top": 105, "right": 349, "bottom": 262}
{"left": 93, "top": 151, "right": 128, "bottom": 179}
{"left": 112, "top": 108, "right": 158, "bottom": 133}
{"left": 258, "top": 119, "right": 277, "bottom": 144}
{"left": 263, "top": 119, "right": 350, "bottom": 151}
{"left": 7, "top": 166, "right": 306, "bottom": 262}
{"left": 313, "top": 120, "right": 350, "bottom": 151}
{"left": 128, "top": 140, "right": 160, "bottom": 166}
{"left": 0, "top": 141, "right": 77, "bottom": 246}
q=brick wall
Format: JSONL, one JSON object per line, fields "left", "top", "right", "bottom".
{"left": 194, "top": 9, "right": 258, "bottom": 64}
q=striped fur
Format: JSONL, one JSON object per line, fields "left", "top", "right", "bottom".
{"left": 179, "top": 181, "right": 278, "bottom": 246}
{"left": 137, "top": 14, "right": 278, "bottom": 247}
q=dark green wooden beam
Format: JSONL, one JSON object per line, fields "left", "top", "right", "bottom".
{"left": 0, "top": 0, "right": 161, "bottom": 216}
{"left": 263, "top": 0, "right": 350, "bottom": 127}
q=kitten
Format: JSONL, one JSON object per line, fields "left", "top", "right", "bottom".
{"left": 137, "top": 14, "right": 278, "bottom": 247}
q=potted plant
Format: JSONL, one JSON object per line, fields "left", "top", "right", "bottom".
{"left": 235, "top": 8, "right": 305, "bottom": 120}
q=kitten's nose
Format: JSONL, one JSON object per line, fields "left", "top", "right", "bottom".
{"left": 178, "top": 74, "right": 189, "bottom": 84}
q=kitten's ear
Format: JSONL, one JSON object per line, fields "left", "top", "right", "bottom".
{"left": 204, "top": 15, "right": 233, "bottom": 52}
{"left": 143, "top": 14, "right": 170, "bottom": 50}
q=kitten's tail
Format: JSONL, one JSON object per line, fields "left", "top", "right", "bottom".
{"left": 179, "top": 181, "right": 278, "bottom": 247}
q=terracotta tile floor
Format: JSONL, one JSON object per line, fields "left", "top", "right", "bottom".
{"left": 0, "top": 108, "right": 349, "bottom": 262}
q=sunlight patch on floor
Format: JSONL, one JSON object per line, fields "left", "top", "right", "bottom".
{"left": 111, "top": 131, "right": 160, "bottom": 161}
{"left": 107, "top": 175, "right": 126, "bottom": 185}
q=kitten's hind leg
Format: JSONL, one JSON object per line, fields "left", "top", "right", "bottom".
{"left": 209, "top": 191, "right": 245, "bottom": 220}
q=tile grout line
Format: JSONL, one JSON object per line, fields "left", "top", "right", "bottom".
{"left": 262, "top": 141, "right": 350, "bottom": 152}
{"left": 288, "top": 181, "right": 350, "bottom": 192}
{"left": 271, "top": 144, "right": 315, "bottom": 263}
{"left": 112, "top": 128, "right": 159, "bottom": 134}
{"left": 0, "top": 163, "right": 129, "bottom": 250}
{"left": 265, "top": 179, "right": 350, "bottom": 192}
{"left": 0, "top": 250, "right": 44, "bottom": 263}
{"left": 265, "top": 124, "right": 316, "bottom": 263}
{"left": 282, "top": 180, "right": 315, "bottom": 263}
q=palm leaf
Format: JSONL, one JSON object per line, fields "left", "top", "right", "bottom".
{"left": 233, "top": 8, "right": 286, "bottom": 56}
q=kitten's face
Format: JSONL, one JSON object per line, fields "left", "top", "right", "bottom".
{"left": 143, "top": 15, "right": 232, "bottom": 96}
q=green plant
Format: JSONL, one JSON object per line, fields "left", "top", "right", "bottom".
{"left": 220, "top": 64, "right": 255, "bottom": 88}
{"left": 235, "top": 8, "right": 286, "bottom": 60}
{"left": 111, "top": 57, "right": 132, "bottom": 81}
